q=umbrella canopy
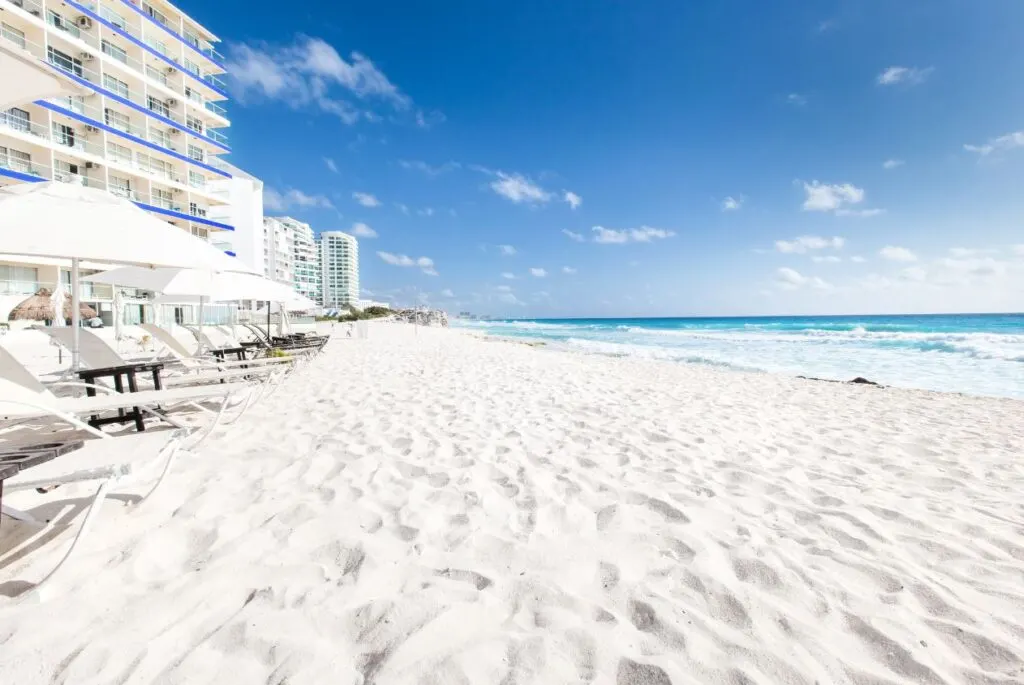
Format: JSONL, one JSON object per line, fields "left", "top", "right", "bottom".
{"left": 7, "top": 289, "right": 95, "bottom": 321}
{"left": 0, "top": 41, "right": 86, "bottom": 110}
{"left": 0, "top": 183, "right": 256, "bottom": 272}
{"left": 84, "top": 268, "right": 316, "bottom": 309}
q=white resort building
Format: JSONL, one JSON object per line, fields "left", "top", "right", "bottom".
{"left": 262, "top": 216, "right": 321, "bottom": 305}
{"left": 0, "top": 0, "right": 232, "bottom": 323}
{"left": 319, "top": 230, "right": 359, "bottom": 309}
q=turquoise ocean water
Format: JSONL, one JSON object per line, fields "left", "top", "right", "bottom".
{"left": 454, "top": 314, "right": 1024, "bottom": 399}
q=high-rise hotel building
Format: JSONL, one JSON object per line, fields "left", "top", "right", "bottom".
{"left": 0, "top": 0, "right": 235, "bottom": 317}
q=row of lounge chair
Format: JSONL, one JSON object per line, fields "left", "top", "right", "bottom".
{"left": 0, "top": 323, "right": 330, "bottom": 598}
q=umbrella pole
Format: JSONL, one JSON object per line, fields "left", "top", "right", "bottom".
{"left": 71, "top": 258, "right": 81, "bottom": 372}
{"left": 197, "top": 295, "right": 205, "bottom": 354}
{"left": 267, "top": 300, "right": 271, "bottom": 340}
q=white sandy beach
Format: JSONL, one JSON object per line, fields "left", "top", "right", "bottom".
{"left": 1, "top": 322, "right": 1023, "bottom": 684}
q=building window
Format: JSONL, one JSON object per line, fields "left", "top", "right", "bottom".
{"left": 55, "top": 95, "right": 86, "bottom": 115}
{"left": 186, "top": 143, "right": 205, "bottom": 162}
{"left": 149, "top": 128, "right": 172, "bottom": 149}
{"left": 108, "top": 175, "right": 132, "bottom": 199}
{"left": 104, "top": 108, "right": 131, "bottom": 133}
{"left": 54, "top": 159, "right": 82, "bottom": 184}
{"left": 143, "top": 2, "right": 168, "bottom": 26}
{"left": 186, "top": 114, "right": 204, "bottom": 134}
{"left": 191, "top": 226, "right": 209, "bottom": 239}
{"left": 100, "top": 39, "right": 128, "bottom": 65}
{"left": 106, "top": 141, "right": 132, "bottom": 164}
{"left": 0, "top": 146, "right": 32, "bottom": 174}
{"left": 2, "top": 107, "right": 30, "bottom": 133}
{"left": 147, "top": 95, "right": 170, "bottom": 118}
{"left": 99, "top": 6, "right": 127, "bottom": 29}
{"left": 183, "top": 58, "right": 200, "bottom": 76}
{"left": 152, "top": 188, "right": 173, "bottom": 209}
{"left": 52, "top": 122, "right": 77, "bottom": 147}
{"left": 1, "top": 23, "right": 26, "bottom": 49}
{"left": 189, "top": 201, "right": 207, "bottom": 217}
{"left": 47, "top": 46, "right": 83, "bottom": 77}
{"left": 188, "top": 170, "right": 205, "bottom": 188}
{"left": 184, "top": 86, "right": 203, "bottom": 104}
{"left": 47, "top": 10, "right": 80, "bottom": 38}
{"left": 103, "top": 74, "right": 130, "bottom": 99}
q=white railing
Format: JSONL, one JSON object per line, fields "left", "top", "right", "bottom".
{"left": 0, "top": 279, "right": 44, "bottom": 297}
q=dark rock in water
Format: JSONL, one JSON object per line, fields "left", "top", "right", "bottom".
{"left": 797, "top": 375, "right": 883, "bottom": 388}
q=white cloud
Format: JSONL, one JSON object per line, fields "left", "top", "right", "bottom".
{"left": 395, "top": 203, "right": 410, "bottom": 215}
{"left": 775, "top": 267, "right": 831, "bottom": 290}
{"left": 851, "top": 256, "right": 867, "bottom": 263}
{"left": 414, "top": 110, "right": 446, "bottom": 129}
{"left": 498, "top": 292, "right": 524, "bottom": 306}
{"left": 882, "top": 159, "right": 905, "bottom": 170}
{"left": 225, "top": 38, "right": 417, "bottom": 125}
{"left": 530, "top": 268, "right": 547, "bottom": 278}
{"left": 501, "top": 272, "right": 516, "bottom": 280}
{"left": 264, "top": 187, "right": 333, "bottom": 211}
{"left": 562, "top": 266, "right": 577, "bottom": 275}
{"left": 398, "top": 159, "right": 460, "bottom": 176}
{"left": 949, "top": 247, "right": 996, "bottom": 258}
{"left": 496, "top": 285, "right": 513, "bottom": 292}
{"left": 592, "top": 226, "right": 675, "bottom": 244}
{"left": 417, "top": 207, "right": 435, "bottom": 217}
{"left": 775, "top": 235, "right": 845, "bottom": 254}
{"left": 835, "top": 208, "right": 886, "bottom": 218}
{"left": 440, "top": 289, "right": 455, "bottom": 298}
{"left": 801, "top": 181, "right": 865, "bottom": 212}
{"left": 811, "top": 255, "right": 842, "bottom": 264}
{"left": 490, "top": 172, "right": 552, "bottom": 204}
{"left": 564, "top": 191, "right": 583, "bottom": 210}
{"left": 324, "top": 157, "right": 338, "bottom": 173}
{"left": 786, "top": 93, "right": 807, "bottom": 106}
{"left": 876, "top": 66, "right": 933, "bottom": 86}
{"left": 499, "top": 244, "right": 517, "bottom": 256}
{"left": 353, "top": 192, "right": 381, "bottom": 208}
{"left": 377, "top": 251, "right": 438, "bottom": 275}
{"left": 562, "top": 229, "right": 585, "bottom": 242}
{"left": 963, "top": 131, "right": 1024, "bottom": 157}
{"left": 721, "top": 195, "right": 743, "bottom": 211}
{"left": 900, "top": 266, "right": 928, "bottom": 282}
{"left": 879, "top": 246, "right": 918, "bottom": 262}
{"left": 350, "top": 222, "right": 377, "bottom": 238}
{"left": 1013, "top": 245, "right": 1024, "bottom": 257}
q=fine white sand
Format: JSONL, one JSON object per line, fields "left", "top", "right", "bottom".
{"left": 2, "top": 323, "right": 1023, "bottom": 684}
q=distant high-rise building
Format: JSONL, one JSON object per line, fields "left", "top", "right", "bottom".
{"left": 319, "top": 231, "right": 359, "bottom": 308}
{"left": 262, "top": 216, "right": 321, "bottom": 304}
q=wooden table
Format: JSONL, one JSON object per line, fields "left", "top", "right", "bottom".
{"left": 209, "top": 346, "right": 249, "bottom": 362}
{"left": 78, "top": 362, "right": 165, "bottom": 432}
{"left": 0, "top": 441, "right": 83, "bottom": 526}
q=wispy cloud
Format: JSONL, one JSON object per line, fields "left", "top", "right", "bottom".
{"left": 225, "top": 37, "right": 424, "bottom": 125}
{"left": 440, "top": 288, "right": 455, "bottom": 298}
{"left": 775, "top": 267, "right": 831, "bottom": 290}
{"left": 395, "top": 203, "right": 410, "bottom": 215}
{"left": 501, "top": 272, "right": 516, "bottom": 280}
{"left": 417, "top": 207, "right": 435, "bottom": 217}
{"left": 350, "top": 222, "right": 377, "bottom": 238}
{"left": 564, "top": 191, "right": 583, "bottom": 210}
{"left": 529, "top": 268, "right": 547, "bottom": 278}
{"left": 353, "top": 192, "right": 381, "bottom": 208}
{"left": 264, "top": 187, "right": 333, "bottom": 211}
{"left": 835, "top": 208, "right": 886, "bottom": 218}
{"left": 879, "top": 246, "right": 917, "bottom": 262}
{"left": 562, "top": 266, "right": 577, "bottom": 275}
{"left": 592, "top": 226, "right": 675, "bottom": 244}
{"left": 882, "top": 159, "right": 905, "bottom": 170}
{"left": 324, "top": 158, "right": 339, "bottom": 173}
{"left": 721, "top": 195, "right": 743, "bottom": 211}
{"left": 490, "top": 172, "right": 552, "bottom": 204}
{"left": 562, "top": 229, "right": 585, "bottom": 242}
{"left": 811, "top": 255, "right": 842, "bottom": 264}
{"left": 876, "top": 66, "right": 933, "bottom": 86}
{"left": 775, "top": 235, "right": 845, "bottom": 254}
{"left": 801, "top": 181, "right": 864, "bottom": 212}
{"left": 786, "top": 93, "right": 807, "bottom": 106}
{"left": 964, "top": 131, "right": 1024, "bottom": 157}
{"left": 377, "top": 251, "right": 438, "bottom": 275}
{"left": 414, "top": 110, "right": 446, "bottom": 129}
{"left": 499, "top": 244, "right": 517, "bottom": 256}
{"left": 398, "top": 159, "right": 461, "bottom": 176}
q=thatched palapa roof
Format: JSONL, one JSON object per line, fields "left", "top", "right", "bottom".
{"left": 7, "top": 288, "right": 97, "bottom": 321}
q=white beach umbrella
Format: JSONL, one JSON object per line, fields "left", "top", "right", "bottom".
{"left": 0, "top": 41, "right": 87, "bottom": 110}
{"left": 84, "top": 268, "right": 315, "bottom": 350}
{"left": 0, "top": 182, "right": 256, "bottom": 369}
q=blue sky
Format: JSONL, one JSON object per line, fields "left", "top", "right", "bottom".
{"left": 201, "top": 0, "right": 1023, "bottom": 316}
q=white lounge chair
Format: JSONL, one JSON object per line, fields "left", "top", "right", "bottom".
{"left": 140, "top": 324, "right": 294, "bottom": 372}
{"left": 1, "top": 428, "right": 189, "bottom": 597}
{"left": 37, "top": 327, "right": 286, "bottom": 391}
{"left": 0, "top": 344, "right": 252, "bottom": 438}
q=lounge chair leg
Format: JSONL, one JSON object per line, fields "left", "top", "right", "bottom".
{"left": 135, "top": 441, "right": 182, "bottom": 505}
{"left": 1, "top": 504, "right": 39, "bottom": 524}
{"left": 31, "top": 477, "right": 115, "bottom": 597}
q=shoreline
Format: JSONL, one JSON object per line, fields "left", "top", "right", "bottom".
{"left": 456, "top": 327, "right": 1024, "bottom": 405}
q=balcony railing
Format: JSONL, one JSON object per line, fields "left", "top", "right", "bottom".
{"left": 46, "top": 10, "right": 81, "bottom": 39}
